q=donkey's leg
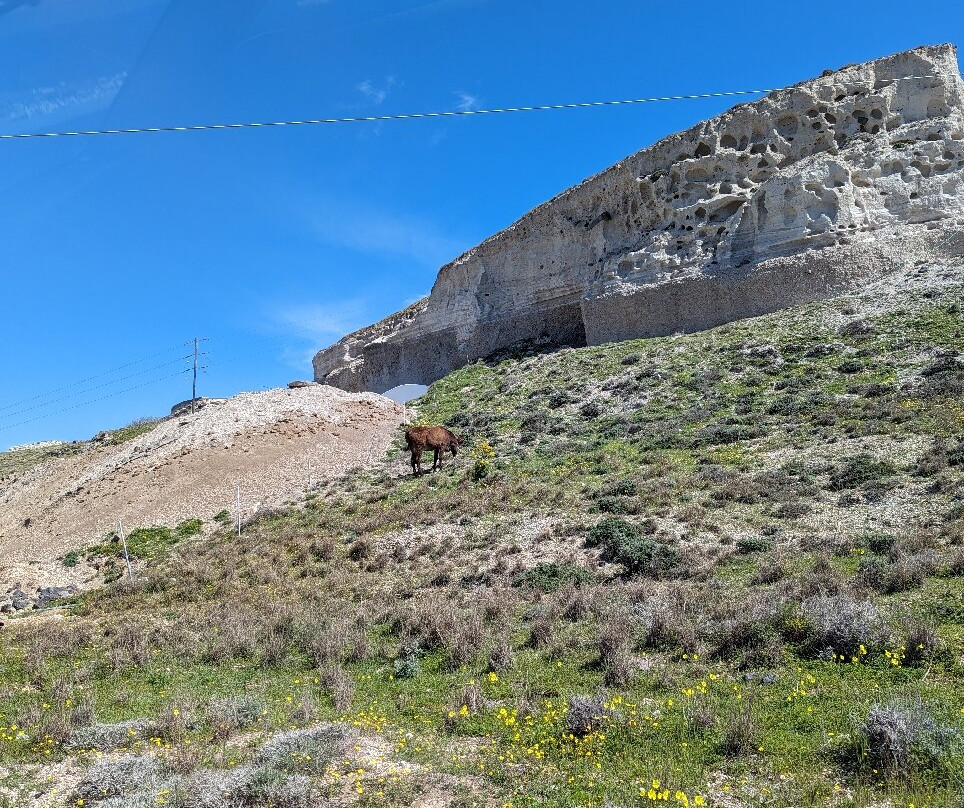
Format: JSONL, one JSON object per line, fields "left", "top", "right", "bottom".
{"left": 433, "top": 447, "right": 441, "bottom": 471}
{"left": 411, "top": 449, "right": 420, "bottom": 476}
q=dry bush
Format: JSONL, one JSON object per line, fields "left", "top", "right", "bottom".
{"left": 153, "top": 699, "right": 195, "bottom": 743}
{"left": 527, "top": 611, "right": 557, "bottom": 650}
{"left": 289, "top": 693, "right": 318, "bottom": 725}
{"left": 398, "top": 596, "right": 489, "bottom": 670}
{"left": 256, "top": 724, "right": 353, "bottom": 775}
{"left": 319, "top": 664, "right": 354, "bottom": 713}
{"left": 67, "top": 718, "right": 155, "bottom": 751}
{"left": 489, "top": 639, "right": 516, "bottom": 672}
{"left": 901, "top": 622, "right": 945, "bottom": 666}
{"left": 207, "top": 695, "right": 267, "bottom": 740}
{"left": 713, "top": 600, "right": 780, "bottom": 665}
{"left": 799, "top": 593, "right": 889, "bottom": 657}
{"left": 686, "top": 698, "right": 718, "bottom": 735}
{"left": 636, "top": 595, "right": 698, "bottom": 653}
{"left": 720, "top": 702, "right": 757, "bottom": 757}
{"left": 853, "top": 698, "right": 959, "bottom": 775}
{"left": 565, "top": 695, "right": 605, "bottom": 736}
{"left": 597, "top": 608, "right": 638, "bottom": 687}
{"left": 294, "top": 612, "right": 370, "bottom": 668}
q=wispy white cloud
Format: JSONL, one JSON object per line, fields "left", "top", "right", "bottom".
{"left": 454, "top": 90, "right": 480, "bottom": 112}
{"left": 302, "top": 197, "right": 465, "bottom": 268}
{"left": 356, "top": 76, "right": 396, "bottom": 106}
{"left": 268, "top": 299, "right": 372, "bottom": 371}
{"left": 271, "top": 299, "right": 370, "bottom": 339}
{"left": 0, "top": 72, "right": 127, "bottom": 127}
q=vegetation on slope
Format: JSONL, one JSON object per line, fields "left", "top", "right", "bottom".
{"left": 1, "top": 263, "right": 963, "bottom": 807}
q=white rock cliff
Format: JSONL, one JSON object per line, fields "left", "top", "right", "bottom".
{"left": 314, "top": 44, "right": 964, "bottom": 392}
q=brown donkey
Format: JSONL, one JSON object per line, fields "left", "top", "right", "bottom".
{"left": 404, "top": 425, "right": 460, "bottom": 475}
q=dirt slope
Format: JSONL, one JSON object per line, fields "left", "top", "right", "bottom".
{"left": 0, "top": 385, "right": 407, "bottom": 593}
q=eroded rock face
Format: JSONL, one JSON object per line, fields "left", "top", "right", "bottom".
{"left": 314, "top": 44, "right": 964, "bottom": 393}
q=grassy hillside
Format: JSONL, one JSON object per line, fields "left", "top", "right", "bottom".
{"left": 1, "top": 262, "right": 963, "bottom": 808}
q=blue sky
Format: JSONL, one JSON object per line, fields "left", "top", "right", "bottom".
{"left": 1, "top": 0, "right": 962, "bottom": 449}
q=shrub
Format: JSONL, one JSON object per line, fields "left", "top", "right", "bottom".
{"left": 179, "top": 765, "right": 312, "bottom": 808}
{"left": 850, "top": 698, "right": 959, "bottom": 775}
{"left": 586, "top": 518, "right": 679, "bottom": 577}
{"left": 72, "top": 754, "right": 162, "bottom": 802}
{"left": 720, "top": 703, "right": 758, "bottom": 757}
{"left": 175, "top": 518, "right": 203, "bottom": 538}
{"left": 207, "top": 695, "right": 267, "bottom": 736}
{"left": 61, "top": 550, "right": 80, "bottom": 567}
{"left": 347, "top": 538, "right": 370, "bottom": 561}
{"left": 595, "top": 496, "right": 631, "bottom": 514}
{"left": 775, "top": 501, "right": 810, "bottom": 519}
{"left": 565, "top": 696, "right": 605, "bottom": 736}
{"left": 512, "top": 562, "right": 592, "bottom": 593}
{"left": 836, "top": 358, "right": 865, "bottom": 374}
{"left": 798, "top": 594, "right": 888, "bottom": 658}
{"left": 213, "top": 509, "right": 232, "bottom": 526}
{"left": 393, "top": 649, "right": 421, "bottom": 679}
{"left": 866, "top": 532, "right": 897, "bottom": 555}
{"left": 604, "top": 479, "right": 638, "bottom": 497}
{"left": 256, "top": 724, "right": 351, "bottom": 775}
{"left": 67, "top": 718, "right": 154, "bottom": 751}
{"left": 736, "top": 536, "right": 772, "bottom": 554}
{"left": 580, "top": 402, "right": 604, "bottom": 418}
{"left": 828, "top": 454, "right": 895, "bottom": 490}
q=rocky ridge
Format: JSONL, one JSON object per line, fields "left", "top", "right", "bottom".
{"left": 314, "top": 44, "right": 964, "bottom": 393}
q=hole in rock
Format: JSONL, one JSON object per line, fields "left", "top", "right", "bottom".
{"left": 720, "top": 134, "right": 738, "bottom": 149}
{"left": 775, "top": 115, "right": 799, "bottom": 139}
{"left": 694, "top": 142, "right": 713, "bottom": 158}
{"left": 709, "top": 199, "right": 746, "bottom": 223}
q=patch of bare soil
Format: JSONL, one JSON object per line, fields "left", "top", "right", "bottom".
{"left": 0, "top": 386, "right": 407, "bottom": 593}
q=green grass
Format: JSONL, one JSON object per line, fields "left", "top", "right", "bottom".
{"left": 1, "top": 276, "right": 963, "bottom": 807}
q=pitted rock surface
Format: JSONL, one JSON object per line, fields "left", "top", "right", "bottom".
{"left": 314, "top": 44, "right": 964, "bottom": 393}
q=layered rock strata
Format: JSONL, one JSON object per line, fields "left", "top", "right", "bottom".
{"left": 314, "top": 44, "right": 964, "bottom": 392}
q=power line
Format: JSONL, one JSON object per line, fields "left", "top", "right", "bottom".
{"left": 0, "top": 77, "right": 938, "bottom": 141}
{"left": 0, "top": 343, "right": 188, "bottom": 413}
{"left": 0, "top": 355, "right": 192, "bottom": 423}
{"left": 0, "top": 369, "right": 191, "bottom": 433}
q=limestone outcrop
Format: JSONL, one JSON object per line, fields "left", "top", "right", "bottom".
{"left": 314, "top": 44, "right": 964, "bottom": 393}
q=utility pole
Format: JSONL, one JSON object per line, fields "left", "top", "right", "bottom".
{"left": 189, "top": 337, "right": 208, "bottom": 414}
{"left": 192, "top": 338, "right": 199, "bottom": 413}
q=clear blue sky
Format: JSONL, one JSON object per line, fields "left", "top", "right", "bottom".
{"left": 1, "top": 0, "right": 962, "bottom": 449}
